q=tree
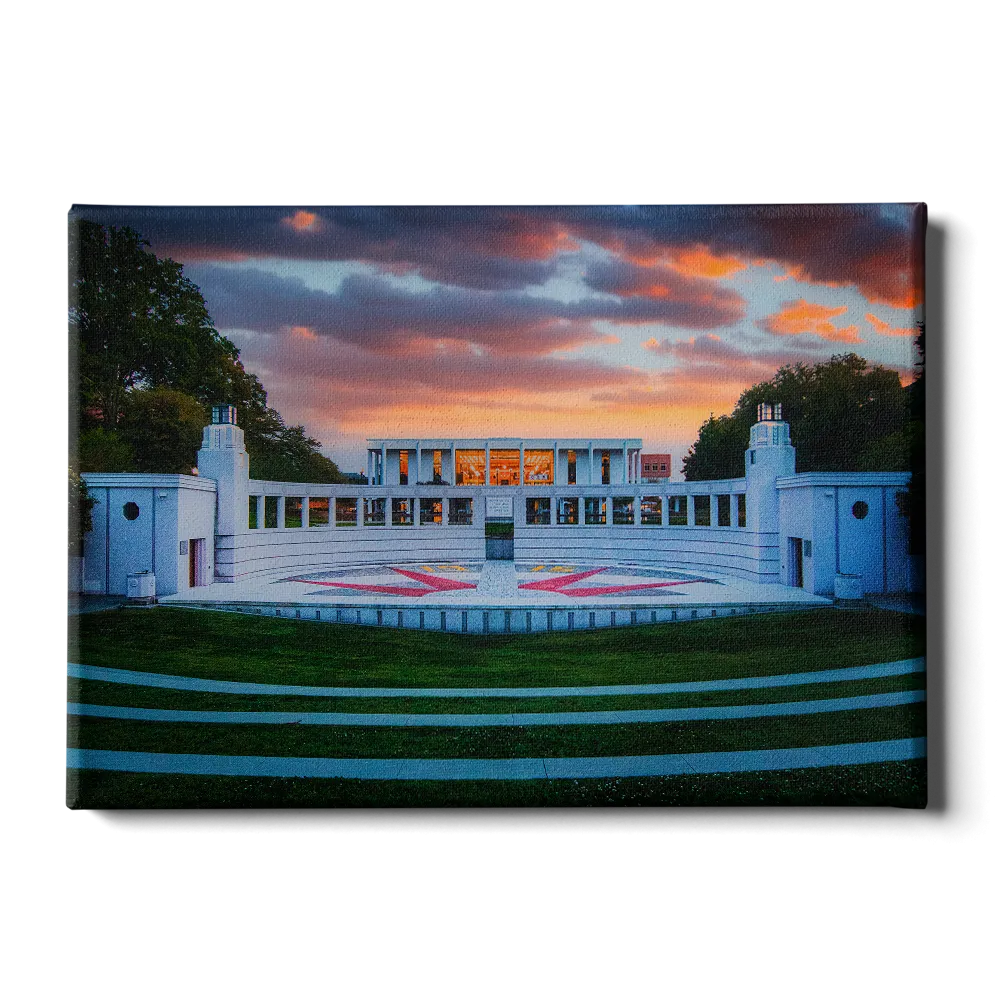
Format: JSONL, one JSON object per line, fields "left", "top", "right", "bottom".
{"left": 683, "top": 353, "right": 910, "bottom": 480}
{"left": 69, "top": 468, "right": 96, "bottom": 556}
{"left": 78, "top": 427, "right": 136, "bottom": 473}
{"left": 119, "top": 388, "right": 207, "bottom": 474}
{"left": 70, "top": 218, "right": 353, "bottom": 482}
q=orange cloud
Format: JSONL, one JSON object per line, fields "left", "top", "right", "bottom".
{"left": 763, "top": 300, "right": 863, "bottom": 343}
{"left": 866, "top": 313, "right": 916, "bottom": 337}
{"left": 670, "top": 246, "right": 747, "bottom": 279}
{"left": 289, "top": 325, "right": 318, "bottom": 340}
{"left": 283, "top": 210, "right": 322, "bottom": 232}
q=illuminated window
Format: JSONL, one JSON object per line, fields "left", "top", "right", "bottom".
{"left": 601, "top": 450, "right": 611, "bottom": 485}
{"left": 567, "top": 450, "right": 576, "bottom": 485}
{"left": 490, "top": 449, "right": 521, "bottom": 486}
{"left": 640, "top": 496, "right": 662, "bottom": 525}
{"left": 521, "top": 449, "right": 553, "bottom": 485}
{"left": 399, "top": 451, "right": 408, "bottom": 486}
{"left": 433, "top": 450, "right": 442, "bottom": 483}
{"left": 455, "top": 450, "right": 485, "bottom": 485}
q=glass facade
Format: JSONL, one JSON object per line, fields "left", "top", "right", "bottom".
{"left": 489, "top": 449, "right": 521, "bottom": 486}
{"left": 455, "top": 450, "right": 485, "bottom": 485}
{"left": 398, "top": 451, "right": 408, "bottom": 485}
{"left": 523, "top": 449, "right": 553, "bottom": 485}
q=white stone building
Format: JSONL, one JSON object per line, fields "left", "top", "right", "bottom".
{"left": 81, "top": 403, "right": 917, "bottom": 599}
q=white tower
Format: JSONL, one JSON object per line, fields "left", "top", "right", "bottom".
{"left": 744, "top": 402, "right": 795, "bottom": 535}
{"left": 197, "top": 404, "right": 249, "bottom": 541}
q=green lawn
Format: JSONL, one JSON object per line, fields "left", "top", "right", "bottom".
{"left": 67, "top": 605, "right": 926, "bottom": 809}
{"left": 67, "top": 761, "right": 927, "bottom": 809}
{"left": 68, "top": 670, "right": 925, "bottom": 715}
{"left": 68, "top": 704, "right": 924, "bottom": 760}
{"left": 71, "top": 605, "right": 925, "bottom": 688}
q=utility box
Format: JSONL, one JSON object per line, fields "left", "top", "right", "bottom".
{"left": 127, "top": 571, "right": 156, "bottom": 602}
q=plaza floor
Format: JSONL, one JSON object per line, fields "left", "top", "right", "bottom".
{"left": 163, "top": 559, "right": 829, "bottom": 629}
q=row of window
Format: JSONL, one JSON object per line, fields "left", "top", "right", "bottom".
{"left": 248, "top": 495, "right": 746, "bottom": 528}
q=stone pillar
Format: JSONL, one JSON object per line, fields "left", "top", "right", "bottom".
{"left": 380, "top": 444, "right": 387, "bottom": 486}
{"left": 485, "top": 441, "right": 491, "bottom": 486}
{"left": 356, "top": 496, "right": 364, "bottom": 527}
{"left": 519, "top": 442, "right": 525, "bottom": 486}
{"left": 256, "top": 494, "right": 264, "bottom": 531}
{"left": 303, "top": 495, "right": 310, "bottom": 529}
{"left": 732, "top": 493, "right": 740, "bottom": 529}
{"left": 710, "top": 494, "right": 719, "bottom": 527}
{"left": 442, "top": 496, "right": 449, "bottom": 526}
{"left": 588, "top": 442, "right": 594, "bottom": 485}
{"left": 622, "top": 441, "right": 628, "bottom": 484}
{"left": 687, "top": 494, "right": 695, "bottom": 526}
{"left": 450, "top": 442, "right": 456, "bottom": 485}
{"left": 608, "top": 495, "right": 615, "bottom": 527}
{"left": 277, "top": 495, "right": 286, "bottom": 529}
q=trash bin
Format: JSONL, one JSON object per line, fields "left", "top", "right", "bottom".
{"left": 834, "top": 573, "right": 864, "bottom": 601}
{"left": 127, "top": 571, "right": 156, "bottom": 602}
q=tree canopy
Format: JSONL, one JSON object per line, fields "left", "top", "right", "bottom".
{"left": 69, "top": 219, "right": 348, "bottom": 483}
{"left": 682, "top": 353, "right": 914, "bottom": 481}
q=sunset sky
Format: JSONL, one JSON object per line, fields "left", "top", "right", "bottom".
{"left": 72, "top": 205, "right": 924, "bottom": 477}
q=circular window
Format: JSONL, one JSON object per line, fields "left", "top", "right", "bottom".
{"left": 123, "top": 502, "right": 140, "bottom": 521}
{"left": 852, "top": 500, "right": 869, "bottom": 520}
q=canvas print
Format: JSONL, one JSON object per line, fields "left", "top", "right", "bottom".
{"left": 67, "top": 204, "right": 927, "bottom": 808}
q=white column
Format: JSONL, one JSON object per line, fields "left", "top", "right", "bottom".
{"left": 622, "top": 441, "right": 628, "bottom": 484}
{"left": 277, "top": 495, "right": 286, "bottom": 529}
{"left": 302, "top": 495, "right": 310, "bottom": 528}
{"left": 381, "top": 444, "right": 387, "bottom": 486}
{"left": 485, "top": 441, "right": 491, "bottom": 486}
{"left": 256, "top": 494, "right": 264, "bottom": 530}
{"left": 442, "top": 496, "right": 449, "bottom": 525}
{"left": 450, "top": 442, "right": 456, "bottom": 485}
{"left": 687, "top": 493, "right": 696, "bottom": 526}
{"left": 588, "top": 442, "right": 594, "bottom": 485}
{"left": 356, "top": 496, "right": 363, "bottom": 527}
{"left": 553, "top": 440, "right": 558, "bottom": 486}
{"left": 710, "top": 494, "right": 719, "bottom": 527}
{"left": 519, "top": 442, "right": 525, "bottom": 486}
{"left": 415, "top": 441, "right": 421, "bottom": 485}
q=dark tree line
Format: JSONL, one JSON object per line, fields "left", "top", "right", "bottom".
{"left": 69, "top": 219, "right": 350, "bottom": 483}
{"left": 682, "top": 348, "right": 925, "bottom": 553}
